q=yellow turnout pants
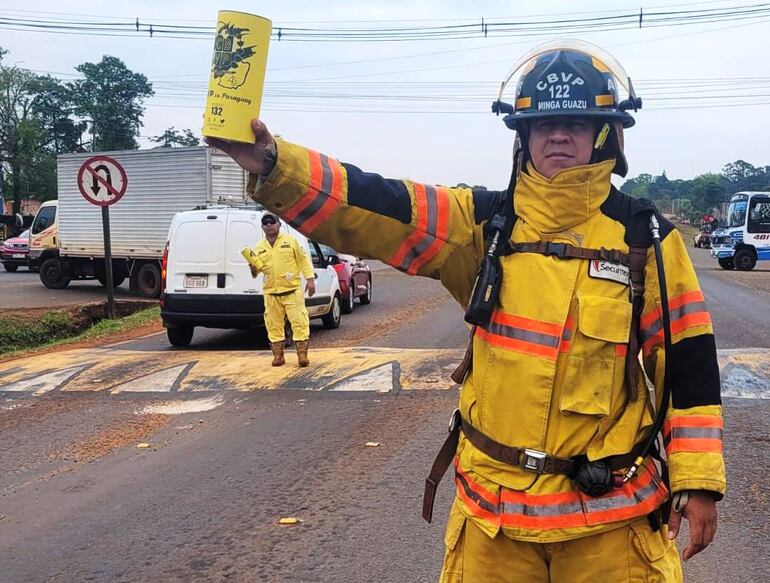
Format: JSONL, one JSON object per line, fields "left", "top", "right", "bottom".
{"left": 440, "top": 501, "right": 682, "bottom": 583}
{"left": 264, "top": 289, "right": 310, "bottom": 343}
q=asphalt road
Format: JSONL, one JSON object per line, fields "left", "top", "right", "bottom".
{"left": 0, "top": 268, "right": 136, "bottom": 308}
{"left": 0, "top": 249, "right": 768, "bottom": 582}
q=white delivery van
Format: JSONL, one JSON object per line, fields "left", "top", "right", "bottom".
{"left": 160, "top": 206, "right": 342, "bottom": 346}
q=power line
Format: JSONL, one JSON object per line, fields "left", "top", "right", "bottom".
{"left": 0, "top": 3, "right": 769, "bottom": 41}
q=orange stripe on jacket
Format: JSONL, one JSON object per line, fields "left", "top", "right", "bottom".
{"left": 492, "top": 312, "right": 563, "bottom": 337}
{"left": 282, "top": 150, "right": 325, "bottom": 224}
{"left": 407, "top": 186, "right": 450, "bottom": 274}
{"left": 301, "top": 157, "right": 343, "bottom": 233}
{"left": 642, "top": 311, "right": 712, "bottom": 355}
{"left": 390, "top": 184, "right": 429, "bottom": 268}
{"left": 456, "top": 457, "right": 667, "bottom": 530}
{"left": 663, "top": 415, "right": 724, "bottom": 453}
{"left": 475, "top": 327, "right": 559, "bottom": 360}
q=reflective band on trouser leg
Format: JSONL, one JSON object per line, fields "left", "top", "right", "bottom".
{"left": 389, "top": 184, "right": 449, "bottom": 275}
{"left": 284, "top": 288, "right": 310, "bottom": 342}
{"left": 663, "top": 415, "right": 723, "bottom": 454}
{"left": 282, "top": 150, "right": 343, "bottom": 235}
{"left": 475, "top": 311, "right": 562, "bottom": 360}
{"left": 640, "top": 290, "right": 711, "bottom": 355}
{"left": 454, "top": 458, "right": 668, "bottom": 530}
{"left": 264, "top": 293, "right": 288, "bottom": 343}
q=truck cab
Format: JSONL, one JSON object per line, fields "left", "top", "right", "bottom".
{"left": 710, "top": 191, "right": 770, "bottom": 270}
{"left": 28, "top": 200, "right": 59, "bottom": 270}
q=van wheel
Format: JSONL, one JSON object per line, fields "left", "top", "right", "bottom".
{"left": 734, "top": 249, "right": 756, "bottom": 271}
{"left": 137, "top": 262, "right": 162, "bottom": 298}
{"left": 341, "top": 280, "right": 355, "bottom": 314}
{"left": 359, "top": 278, "right": 372, "bottom": 305}
{"left": 3, "top": 263, "right": 18, "bottom": 272}
{"left": 40, "top": 258, "right": 71, "bottom": 289}
{"left": 322, "top": 294, "right": 342, "bottom": 329}
{"left": 167, "top": 325, "right": 194, "bottom": 347}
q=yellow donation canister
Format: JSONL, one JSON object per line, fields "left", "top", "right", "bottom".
{"left": 203, "top": 11, "right": 271, "bottom": 143}
{"left": 240, "top": 246, "right": 261, "bottom": 269}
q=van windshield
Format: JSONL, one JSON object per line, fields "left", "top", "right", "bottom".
{"left": 727, "top": 200, "right": 747, "bottom": 228}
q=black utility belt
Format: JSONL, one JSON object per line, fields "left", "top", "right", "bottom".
{"left": 421, "top": 409, "right": 646, "bottom": 523}
{"left": 457, "top": 411, "right": 640, "bottom": 476}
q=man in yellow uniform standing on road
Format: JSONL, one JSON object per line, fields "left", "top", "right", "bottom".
{"left": 248, "top": 212, "right": 315, "bottom": 367}
{"left": 210, "top": 40, "right": 725, "bottom": 582}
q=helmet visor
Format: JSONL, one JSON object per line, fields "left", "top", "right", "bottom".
{"left": 496, "top": 39, "right": 637, "bottom": 106}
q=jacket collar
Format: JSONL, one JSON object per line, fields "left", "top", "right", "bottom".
{"left": 514, "top": 159, "right": 615, "bottom": 234}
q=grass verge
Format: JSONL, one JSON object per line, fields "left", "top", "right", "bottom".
{"left": 0, "top": 304, "right": 160, "bottom": 357}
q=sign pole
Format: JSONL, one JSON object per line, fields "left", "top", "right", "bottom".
{"left": 77, "top": 155, "right": 127, "bottom": 320}
{"left": 102, "top": 206, "right": 115, "bottom": 319}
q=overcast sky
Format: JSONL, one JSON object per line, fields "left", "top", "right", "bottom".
{"left": 1, "top": 0, "right": 768, "bottom": 189}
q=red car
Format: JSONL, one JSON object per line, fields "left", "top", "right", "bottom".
{"left": 313, "top": 243, "right": 373, "bottom": 313}
{"left": 1, "top": 229, "right": 31, "bottom": 272}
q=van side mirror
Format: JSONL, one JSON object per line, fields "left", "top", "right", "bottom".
{"left": 328, "top": 254, "right": 341, "bottom": 265}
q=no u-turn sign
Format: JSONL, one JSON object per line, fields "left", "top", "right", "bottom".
{"left": 77, "top": 155, "right": 128, "bottom": 207}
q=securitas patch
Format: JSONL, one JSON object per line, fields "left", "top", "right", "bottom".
{"left": 588, "top": 260, "right": 630, "bottom": 285}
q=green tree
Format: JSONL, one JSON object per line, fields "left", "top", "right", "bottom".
{"left": 150, "top": 127, "right": 200, "bottom": 148}
{"left": 31, "top": 75, "right": 85, "bottom": 155}
{"left": 722, "top": 160, "right": 770, "bottom": 192}
{"left": 0, "top": 49, "right": 47, "bottom": 213}
{"left": 690, "top": 173, "right": 726, "bottom": 216}
{"left": 69, "top": 55, "right": 153, "bottom": 151}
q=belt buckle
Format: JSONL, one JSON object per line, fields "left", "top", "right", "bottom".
{"left": 448, "top": 408, "right": 461, "bottom": 433}
{"left": 522, "top": 449, "right": 547, "bottom": 473}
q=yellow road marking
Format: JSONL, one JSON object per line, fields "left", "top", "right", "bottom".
{"left": 0, "top": 347, "right": 464, "bottom": 394}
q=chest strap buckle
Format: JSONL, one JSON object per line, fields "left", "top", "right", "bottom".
{"left": 544, "top": 242, "right": 567, "bottom": 258}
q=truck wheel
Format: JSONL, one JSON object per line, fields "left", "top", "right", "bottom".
{"left": 167, "top": 325, "right": 194, "bottom": 347}
{"left": 359, "top": 278, "right": 372, "bottom": 305}
{"left": 734, "top": 249, "right": 757, "bottom": 271}
{"left": 322, "top": 294, "right": 342, "bottom": 329}
{"left": 96, "top": 272, "right": 126, "bottom": 288}
{"left": 40, "top": 258, "right": 71, "bottom": 289}
{"left": 137, "top": 262, "right": 162, "bottom": 298}
{"left": 341, "top": 280, "right": 355, "bottom": 314}
{"left": 3, "top": 263, "right": 18, "bottom": 272}
{"left": 718, "top": 257, "right": 735, "bottom": 270}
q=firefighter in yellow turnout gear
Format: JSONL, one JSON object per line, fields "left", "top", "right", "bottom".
{"left": 209, "top": 40, "right": 725, "bottom": 582}
{"left": 248, "top": 212, "right": 315, "bottom": 367}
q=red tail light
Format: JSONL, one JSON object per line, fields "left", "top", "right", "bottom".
{"left": 161, "top": 241, "right": 169, "bottom": 292}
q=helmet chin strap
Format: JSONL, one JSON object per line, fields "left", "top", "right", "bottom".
{"left": 590, "top": 122, "right": 611, "bottom": 165}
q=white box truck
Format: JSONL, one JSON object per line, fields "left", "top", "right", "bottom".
{"left": 28, "top": 147, "right": 248, "bottom": 297}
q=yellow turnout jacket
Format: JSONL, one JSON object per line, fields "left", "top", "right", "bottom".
{"left": 251, "top": 232, "right": 314, "bottom": 295}
{"left": 247, "top": 140, "right": 726, "bottom": 542}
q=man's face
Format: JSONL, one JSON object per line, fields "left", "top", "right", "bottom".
{"left": 261, "top": 217, "right": 280, "bottom": 237}
{"left": 528, "top": 117, "right": 596, "bottom": 179}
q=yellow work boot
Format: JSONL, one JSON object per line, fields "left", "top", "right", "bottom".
{"left": 271, "top": 341, "right": 286, "bottom": 367}
{"left": 296, "top": 340, "right": 310, "bottom": 367}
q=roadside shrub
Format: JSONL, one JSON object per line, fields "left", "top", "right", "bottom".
{"left": 0, "top": 311, "right": 80, "bottom": 353}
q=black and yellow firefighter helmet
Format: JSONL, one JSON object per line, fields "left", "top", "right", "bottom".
{"left": 493, "top": 40, "right": 641, "bottom": 130}
{"left": 493, "top": 40, "right": 642, "bottom": 176}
